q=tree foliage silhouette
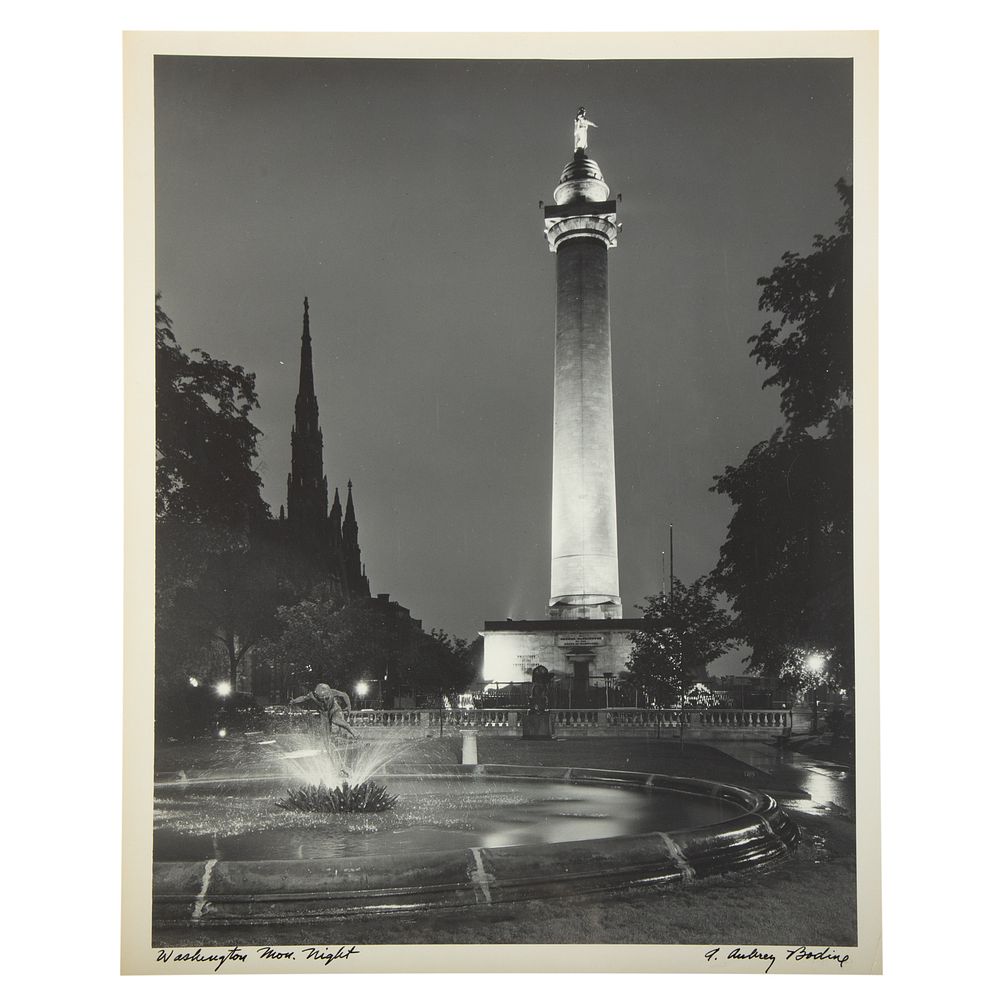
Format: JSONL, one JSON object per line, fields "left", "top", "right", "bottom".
{"left": 155, "top": 294, "right": 267, "bottom": 528}
{"left": 154, "top": 295, "right": 276, "bottom": 691}
{"left": 259, "top": 600, "right": 478, "bottom": 705}
{"left": 626, "top": 576, "right": 737, "bottom": 705}
{"left": 712, "top": 181, "right": 854, "bottom": 689}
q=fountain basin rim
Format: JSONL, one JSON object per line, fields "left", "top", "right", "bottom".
{"left": 153, "top": 764, "right": 799, "bottom": 927}
{"left": 156, "top": 762, "right": 768, "bottom": 811}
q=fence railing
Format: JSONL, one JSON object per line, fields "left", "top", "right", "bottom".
{"left": 265, "top": 706, "right": 804, "bottom": 737}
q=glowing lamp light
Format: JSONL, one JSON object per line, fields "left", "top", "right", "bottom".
{"left": 215, "top": 680, "right": 232, "bottom": 697}
{"left": 355, "top": 681, "right": 370, "bottom": 697}
{"left": 188, "top": 677, "right": 199, "bottom": 687}
{"left": 805, "top": 654, "right": 826, "bottom": 674}
{"left": 217, "top": 728, "right": 227, "bottom": 738}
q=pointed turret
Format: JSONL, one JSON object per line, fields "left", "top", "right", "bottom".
{"left": 329, "top": 486, "right": 343, "bottom": 560}
{"left": 341, "top": 480, "right": 369, "bottom": 597}
{"left": 330, "top": 487, "right": 343, "bottom": 527}
{"left": 298, "top": 297, "right": 315, "bottom": 394}
{"left": 344, "top": 479, "right": 356, "bottom": 521}
{"left": 342, "top": 479, "right": 358, "bottom": 554}
{"left": 286, "top": 296, "right": 328, "bottom": 534}
{"left": 294, "top": 296, "right": 319, "bottom": 434}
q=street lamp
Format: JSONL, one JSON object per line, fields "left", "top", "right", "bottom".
{"left": 805, "top": 653, "right": 826, "bottom": 674}
{"left": 213, "top": 680, "right": 232, "bottom": 738}
{"left": 804, "top": 653, "right": 825, "bottom": 733}
{"left": 355, "top": 681, "right": 370, "bottom": 708}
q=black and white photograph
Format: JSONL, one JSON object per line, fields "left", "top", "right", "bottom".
{"left": 123, "top": 31, "right": 879, "bottom": 974}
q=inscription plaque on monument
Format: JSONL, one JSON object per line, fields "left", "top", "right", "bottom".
{"left": 514, "top": 653, "right": 537, "bottom": 676}
{"left": 557, "top": 632, "right": 606, "bottom": 647}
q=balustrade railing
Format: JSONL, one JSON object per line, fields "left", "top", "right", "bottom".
{"left": 267, "top": 706, "right": 796, "bottom": 736}
{"left": 347, "top": 708, "right": 521, "bottom": 730}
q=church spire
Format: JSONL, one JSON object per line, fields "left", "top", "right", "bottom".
{"left": 344, "top": 479, "right": 356, "bottom": 524}
{"left": 329, "top": 486, "right": 343, "bottom": 548}
{"left": 295, "top": 297, "right": 318, "bottom": 425}
{"left": 341, "top": 479, "right": 369, "bottom": 596}
{"left": 286, "top": 296, "right": 327, "bottom": 532}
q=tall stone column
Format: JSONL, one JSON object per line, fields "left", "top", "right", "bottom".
{"left": 543, "top": 120, "right": 621, "bottom": 621}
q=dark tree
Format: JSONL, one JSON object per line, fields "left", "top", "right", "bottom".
{"left": 750, "top": 179, "right": 852, "bottom": 431}
{"left": 405, "top": 630, "right": 480, "bottom": 706}
{"left": 154, "top": 296, "right": 273, "bottom": 694}
{"left": 165, "top": 546, "right": 284, "bottom": 687}
{"left": 259, "top": 600, "right": 478, "bottom": 706}
{"left": 257, "top": 599, "right": 384, "bottom": 698}
{"left": 155, "top": 295, "right": 267, "bottom": 528}
{"left": 626, "top": 576, "right": 737, "bottom": 705}
{"left": 712, "top": 181, "right": 854, "bottom": 690}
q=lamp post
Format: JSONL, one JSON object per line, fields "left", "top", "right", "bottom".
{"left": 354, "top": 680, "right": 370, "bottom": 709}
{"left": 805, "top": 653, "right": 825, "bottom": 733}
{"left": 214, "top": 679, "right": 231, "bottom": 738}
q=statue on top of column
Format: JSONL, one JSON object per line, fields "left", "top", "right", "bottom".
{"left": 573, "top": 107, "right": 597, "bottom": 151}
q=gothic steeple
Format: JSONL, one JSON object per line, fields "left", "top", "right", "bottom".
{"left": 342, "top": 479, "right": 358, "bottom": 551}
{"left": 286, "top": 297, "right": 328, "bottom": 533}
{"left": 330, "top": 486, "right": 343, "bottom": 532}
{"left": 341, "top": 479, "right": 369, "bottom": 596}
{"left": 295, "top": 297, "right": 318, "bottom": 433}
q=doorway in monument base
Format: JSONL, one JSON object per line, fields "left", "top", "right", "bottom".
{"left": 570, "top": 658, "right": 592, "bottom": 707}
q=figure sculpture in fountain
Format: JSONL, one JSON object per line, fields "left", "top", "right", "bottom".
{"left": 290, "top": 682, "right": 358, "bottom": 740}
{"left": 279, "top": 681, "right": 411, "bottom": 813}
{"left": 573, "top": 107, "right": 597, "bottom": 151}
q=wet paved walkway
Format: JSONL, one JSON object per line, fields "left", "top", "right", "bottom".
{"left": 706, "top": 739, "right": 855, "bottom": 817}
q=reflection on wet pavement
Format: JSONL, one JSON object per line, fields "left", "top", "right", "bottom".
{"left": 792, "top": 763, "right": 854, "bottom": 817}
{"left": 707, "top": 740, "right": 854, "bottom": 818}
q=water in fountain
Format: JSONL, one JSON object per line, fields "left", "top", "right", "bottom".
{"left": 271, "top": 730, "right": 415, "bottom": 812}
{"left": 274, "top": 721, "right": 421, "bottom": 783}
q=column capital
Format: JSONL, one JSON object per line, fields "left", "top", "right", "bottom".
{"left": 543, "top": 201, "right": 619, "bottom": 253}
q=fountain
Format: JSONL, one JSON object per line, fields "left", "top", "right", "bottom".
{"left": 277, "top": 779, "right": 398, "bottom": 813}
{"left": 152, "top": 720, "right": 800, "bottom": 930}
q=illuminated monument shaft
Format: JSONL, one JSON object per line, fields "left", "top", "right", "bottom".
{"left": 480, "top": 111, "right": 633, "bottom": 689}
{"left": 544, "top": 111, "right": 621, "bottom": 620}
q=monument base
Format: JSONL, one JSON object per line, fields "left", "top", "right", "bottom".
{"left": 482, "top": 618, "right": 647, "bottom": 686}
{"left": 521, "top": 712, "right": 554, "bottom": 740}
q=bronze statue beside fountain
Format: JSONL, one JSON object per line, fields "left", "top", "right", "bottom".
{"left": 522, "top": 664, "right": 555, "bottom": 740}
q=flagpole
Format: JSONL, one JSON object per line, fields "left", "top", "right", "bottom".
{"left": 669, "top": 523, "right": 674, "bottom": 598}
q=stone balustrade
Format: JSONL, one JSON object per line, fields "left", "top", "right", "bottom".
{"left": 268, "top": 706, "right": 807, "bottom": 740}
{"left": 348, "top": 709, "right": 519, "bottom": 730}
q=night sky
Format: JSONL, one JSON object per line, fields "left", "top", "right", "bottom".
{"left": 154, "top": 55, "right": 852, "bottom": 672}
